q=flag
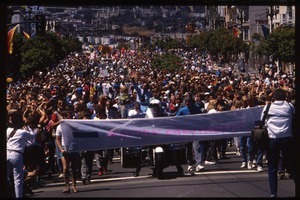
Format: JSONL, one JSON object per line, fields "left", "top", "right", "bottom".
{"left": 7, "top": 24, "right": 19, "bottom": 54}
{"left": 232, "top": 27, "right": 240, "bottom": 38}
{"left": 22, "top": 31, "right": 30, "bottom": 40}
{"left": 261, "top": 24, "right": 270, "bottom": 39}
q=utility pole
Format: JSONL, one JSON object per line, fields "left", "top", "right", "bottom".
{"left": 266, "top": 6, "right": 278, "bottom": 33}
{"left": 266, "top": 6, "right": 279, "bottom": 72}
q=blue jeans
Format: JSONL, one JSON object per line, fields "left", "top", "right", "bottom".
{"left": 252, "top": 140, "right": 265, "bottom": 167}
{"left": 7, "top": 151, "right": 24, "bottom": 198}
{"left": 240, "top": 136, "right": 253, "bottom": 163}
{"left": 95, "top": 150, "right": 109, "bottom": 169}
{"left": 193, "top": 141, "right": 206, "bottom": 166}
{"left": 81, "top": 151, "right": 95, "bottom": 180}
{"left": 266, "top": 137, "right": 296, "bottom": 197}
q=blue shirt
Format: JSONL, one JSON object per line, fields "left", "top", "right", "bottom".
{"left": 176, "top": 104, "right": 202, "bottom": 116}
{"left": 132, "top": 83, "right": 152, "bottom": 105}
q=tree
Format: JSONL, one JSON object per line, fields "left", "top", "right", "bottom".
{"left": 255, "top": 26, "right": 295, "bottom": 71}
{"left": 20, "top": 34, "right": 61, "bottom": 77}
{"left": 152, "top": 36, "right": 181, "bottom": 50}
{"left": 186, "top": 28, "right": 248, "bottom": 61}
{"left": 185, "top": 31, "right": 206, "bottom": 52}
{"left": 251, "top": 32, "right": 263, "bottom": 42}
{"left": 14, "top": 32, "right": 81, "bottom": 78}
{"left": 267, "top": 26, "right": 295, "bottom": 63}
{"left": 116, "top": 42, "right": 130, "bottom": 51}
{"left": 151, "top": 52, "right": 183, "bottom": 71}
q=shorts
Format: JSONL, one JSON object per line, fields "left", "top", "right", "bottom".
{"left": 57, "top": 146, "right": 80, "bottom": 158}
{"left": 56, "top": 146, "right": 65, "bottom": 158}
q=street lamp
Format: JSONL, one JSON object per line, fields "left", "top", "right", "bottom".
{"left": 266, "top": 6, "right": 278, "bottom": 33}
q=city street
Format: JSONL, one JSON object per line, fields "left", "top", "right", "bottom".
{"left": 29, "top": 147, "right": 295, "bottom": 198}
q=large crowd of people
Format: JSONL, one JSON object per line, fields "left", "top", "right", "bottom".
{"left": 6, "top": 47, "right": 296, "bottom": 198}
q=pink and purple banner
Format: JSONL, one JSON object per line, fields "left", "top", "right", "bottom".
{"left": 61, "top": 106, "right": 263, "bottom": 152}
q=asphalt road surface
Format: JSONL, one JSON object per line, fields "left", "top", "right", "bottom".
{"left": 28, "top": 146, "right": 295, "bottom": 198}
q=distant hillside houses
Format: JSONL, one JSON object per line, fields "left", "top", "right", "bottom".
{"left": 79, "top": 35, "right": 138, "bottom": 48}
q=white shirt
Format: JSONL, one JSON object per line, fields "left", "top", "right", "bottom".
{"left": 24, "top": 126, "right": 37, "bottom": 146}
{"left": 55, "top": 124, "right": 65, "bottom": 147}
{"left": 7, "top": 128, "right": 35, "bottom": 153}
{"left": 71, "top": 94, "right": 77, "bottom": 101}
{"left": 262, "top": 101, "right": 295, "bottom": 139}
{"left": 128, "top": 109, "right": 138, "bottom": 118}
{"left": 207, "top": 109, "right": 218, "bottom": 113}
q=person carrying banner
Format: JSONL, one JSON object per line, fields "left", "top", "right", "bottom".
{"left": 204, "top": 99, "right": 220, "bottom": 165}
{"left": 133, "top": 98, "right": 172, "bottom": 177}
{"left": 93, "top": 96, "right": 118, "bottom": 176}
{"left": 176, "top": 95, "right": 203, "bottom": 172}
{"left": 263, "top": 88, "right": 296, "bottom": 198}
{"left": 55, "top": 111, "right": 81, "bottom": 193}
{"left": 79, "top": 112, "right": 95, "bottom": 185}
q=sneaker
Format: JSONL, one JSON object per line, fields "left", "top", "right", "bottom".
{"left": 247, "top": 161, "right": 253, "bottom": 169}
{"left": 187, "top": 165, "right": 194, "bottom": 171}
{"left": 82, "top": 178, "right": 91, "bottom": 185}
{"left": 257, "top": 166, "right": 263, "bottom": 172}
{"left": 205, "top": 160, "right": 216, "bottom": 165}
{"left": 252, "top": 160, "right": 257, "bottom": 168}
{"left": 195, "top": 165, "right": 205, "bottom": 172}
{"left": 98, "top": 170, "right": 103, "bottom": 176}
{"left": 241, "top": 162, "right": 247, "bottom": 168}
{"left": 58, "top": 173, "right": 63, "bottom": 178}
